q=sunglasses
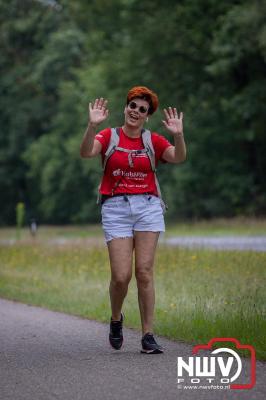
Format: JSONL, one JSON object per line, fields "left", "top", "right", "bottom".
{"left": 128, "top": 101, "right": 149, "bottom": 114}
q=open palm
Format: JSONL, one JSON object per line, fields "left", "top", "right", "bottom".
{"left": 162, "top": 107, "right": 183, "bottom": 136}
{"left": 89, "top": 98, "right": 109, "bottom": 126}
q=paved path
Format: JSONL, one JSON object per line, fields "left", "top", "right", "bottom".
{"left": 2, "top": 235, "right": 266, "bottom": 252}
{"left": 0, "top": 298, "right": 265, "bottom": 400}
{"left": 161, "top": 236, "right": 266, "bottom": 252}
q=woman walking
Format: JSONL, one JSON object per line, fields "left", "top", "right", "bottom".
{"left": 80, "top": 86, "right": 186, "bottom": 353}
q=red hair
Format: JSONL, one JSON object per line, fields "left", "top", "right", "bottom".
{"left": 126, "top": 86, "right": 159, "bottom": 115}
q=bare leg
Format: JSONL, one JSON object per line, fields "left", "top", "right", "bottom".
{"left": 107, "top": 237, "right": 134, "bottom": 321}
{"left": 134, "top": 231, "right": 160, "bottom": 335}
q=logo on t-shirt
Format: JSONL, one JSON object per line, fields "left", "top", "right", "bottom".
{"left": 112, "top": 169, "right": 148, "bottom": 180}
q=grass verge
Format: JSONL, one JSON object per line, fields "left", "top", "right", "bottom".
{"left": 166, "top": 217, "right": 266, "bottom": 236}
{"left": 1, "top": 217, "right": 266, "bottom": 242}
{"left": 0, "top": 242, "right": 265, "bottom": 360}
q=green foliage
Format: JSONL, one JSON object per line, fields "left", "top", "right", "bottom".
{"left": 0, "top": 0, "right": 265, "bottom": 224}
{"left": 16, "top": 202, "right": 25, "bottom": 239}
{"left": 16, "top": 202, "right": 25, "bottom": 227}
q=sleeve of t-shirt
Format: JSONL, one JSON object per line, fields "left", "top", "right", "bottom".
{"left": 151, "top": 132, "right": 172, "bottom": 164}
{"left": 95, "top": 128, "right": 112, "bottom": 156}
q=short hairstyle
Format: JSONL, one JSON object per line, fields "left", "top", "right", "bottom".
{"left": 126, "top": 86, "right": 159, "bottom": 115}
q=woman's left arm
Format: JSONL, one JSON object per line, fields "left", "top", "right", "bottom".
{"left": 161, "top": 107, "right": 186, "bottom": 164}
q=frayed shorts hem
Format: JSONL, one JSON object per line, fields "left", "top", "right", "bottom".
{"left": 104, "top": 229, "right": 164, "bottom": 243}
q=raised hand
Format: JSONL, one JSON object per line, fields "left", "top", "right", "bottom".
{"left": 162, "top": 107, "right": 183, "bottom": 136}
{"left": 89, "top": 98, "right": 109, "bottom": 126}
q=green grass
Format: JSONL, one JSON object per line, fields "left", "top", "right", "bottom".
{"left": 165, "top": 217, "right": 266, "bottom": 236}
{"left": 0, "top": 224, "right": 103, "bottom": 241}
{"left": 1, "top": 217, "right": 266, "bottom": 242}
{"left": 0, "top": 241, "right": 265, "bottom": 360}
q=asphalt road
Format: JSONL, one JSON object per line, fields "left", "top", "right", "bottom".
{"left": 1, "top": 235, "right": 266, "bottom": 252}
{"left": 161, "top": 236, "right": 266, "bottom": 252}
{"left": 0, "top": 298, "right": 265, "bottom": 400}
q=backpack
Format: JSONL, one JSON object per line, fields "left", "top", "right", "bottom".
{"left": 97, "top": 127, "right": 167, "bottom": 212}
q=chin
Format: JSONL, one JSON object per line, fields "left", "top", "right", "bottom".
{"left": 126, "top": 119, "right": 141, "bottom": 128}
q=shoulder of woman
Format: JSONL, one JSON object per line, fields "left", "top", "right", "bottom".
{"left": 150, "top": 131, "right": 170, "bottom": 145}
{"left": 95, "top": 127, "right": 112, "bottom": 140}
{"left": 95, "top": 127, "right": 112, "bottom": 153}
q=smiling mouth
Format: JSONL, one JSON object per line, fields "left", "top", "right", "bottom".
{"left": 129, "top": 113, "right": 139, "bottom": 121}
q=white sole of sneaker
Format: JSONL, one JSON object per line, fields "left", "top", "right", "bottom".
{"left": 140, "top": 348, "right": 164, "bottom": 354}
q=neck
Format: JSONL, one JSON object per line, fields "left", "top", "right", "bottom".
{"left": 122, "top": 124, "right": 142, "bottom": 138}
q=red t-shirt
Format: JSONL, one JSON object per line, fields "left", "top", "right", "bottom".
{"left": 95, "top": 127, "right": 172, "bottom": 196}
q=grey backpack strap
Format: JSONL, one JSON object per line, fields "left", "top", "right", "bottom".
{"left": 141, "top": 129, "right": 156, "bottom": 171}
{"left": 155, "top": 175, "right": 167, "bottom": 213}
{"left": 141, "top": 129, "right": 168, "bottom": 213}
{"left": 102, "top": 127, "right": 120, "bottom": 171}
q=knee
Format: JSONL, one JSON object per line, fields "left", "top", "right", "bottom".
{"left": 111, "top": 274, "right": 131, "bottom": 289}
{"left": 135, "top": 267, "right": 153, "bottom": 288}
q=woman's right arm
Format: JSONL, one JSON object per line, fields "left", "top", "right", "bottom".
{"left": 80, "top": 122, "right": 102, "bottom": 158}
{"left": 80, "top": 98, "right": 109, "bottom": 158}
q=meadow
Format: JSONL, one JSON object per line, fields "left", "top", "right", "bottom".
{"left": 1, "top": 216, "right": 266, "bottom": 241}
{"left": 0, "top": 222, "right": 265, "bottom": 360}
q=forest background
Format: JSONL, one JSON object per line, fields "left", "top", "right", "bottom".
{"left": 1, "top": 0, "right": 265, "bottom": 225}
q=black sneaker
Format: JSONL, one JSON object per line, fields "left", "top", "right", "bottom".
{"left": 141, "top": 333, "right": 164, "bottom": 354}
{"left": 109, "top": 313, "right": 124, "bottom": 350}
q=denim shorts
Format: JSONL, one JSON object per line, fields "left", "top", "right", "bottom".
{"left": 101, "top": 194, "right": 165, "bottom": 242}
